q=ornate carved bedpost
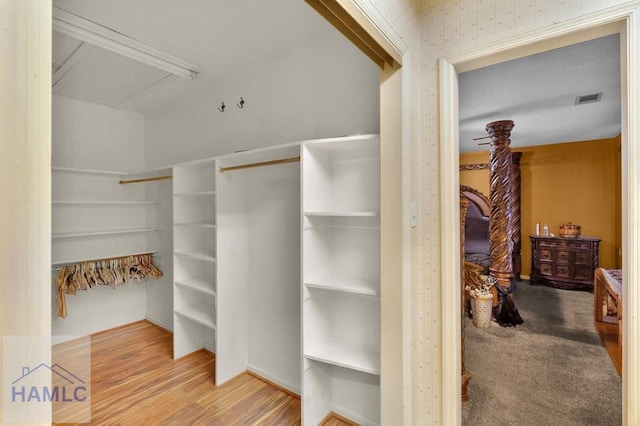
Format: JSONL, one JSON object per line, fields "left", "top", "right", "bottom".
{"left": 460, "top": 197, "right": 471, "bottom": 402}
{"left": 511, "top": 152, "right": 523, "bottom": 281}
{"left": 486, "top": 120, "right": 514, "bottom": 290}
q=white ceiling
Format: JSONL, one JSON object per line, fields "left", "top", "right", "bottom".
{"left": 52, "top": 0, "right": 333, "bottom": 115}
{"left": 458, "top": 34, "right": 621, "bottom": 152}
{"left": 52, "top": 3, "right": 622, "bottom": 152}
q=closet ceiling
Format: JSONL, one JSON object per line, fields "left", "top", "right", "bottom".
{"left": 53, "top": 3, "right": 621, "bottom": 152}
{"left": 52, "top": 0, "right": 331, "bottom": 115}
{"left": 459, "top": 34, "right": 621, "bottom": 152}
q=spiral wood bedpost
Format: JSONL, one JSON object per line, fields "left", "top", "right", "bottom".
{"left": 486, "top": 120, "right": 514, "bottom": 290}
{"left": 460, "top": 197, "right": 471, "bottom": 402}
{"left": 511, "top": 152, "right": 523, "bottom": 282}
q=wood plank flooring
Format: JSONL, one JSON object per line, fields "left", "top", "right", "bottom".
{"left": 51, "top": 321, "right": 319, "bottom": 425}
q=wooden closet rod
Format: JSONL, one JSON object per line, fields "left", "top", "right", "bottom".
{"left": 218, "top": 156, "right": 300, "bottom": 173}
{"left": 119, "top": 175, "right": 172, "bottom": 185}
{"left": 52, "top": 251, "right": 158, "bottom": 272}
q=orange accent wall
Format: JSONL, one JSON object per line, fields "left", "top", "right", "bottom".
{"left": 460, "top": 136, "right": 622, "bottom": 277}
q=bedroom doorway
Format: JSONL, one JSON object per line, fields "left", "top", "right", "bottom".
{"left": 439, "top": 8, "right": 639, "bottom": 424}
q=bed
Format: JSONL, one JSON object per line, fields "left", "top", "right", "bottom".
{"left": 594, "top": 267, "right": 622, "bottom": 374}
{"left": 461, "top": 186, "right": 491, "bottom": 275}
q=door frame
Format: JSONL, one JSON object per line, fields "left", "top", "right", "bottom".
{"left": 439, "top": 4, "right": 640, "bottom": 424}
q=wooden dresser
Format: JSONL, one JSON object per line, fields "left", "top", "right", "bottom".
{"left": 530, "top": 235, "right": 601, "bottom": 290}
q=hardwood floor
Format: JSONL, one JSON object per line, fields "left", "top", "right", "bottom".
{"left": 52, "top": 321, "right": 310, "bottom": 425}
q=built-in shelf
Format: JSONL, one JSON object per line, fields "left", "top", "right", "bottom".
{"left": 304, "top": 211, "right": 378, "bottom": 217}
{"left": 304, "top": 341, "right": 380, "bottom": 376}
{"left": 52, "top": 201, "right": 160, "bottom": 206}
{"left": 174, "top": 191, "right": 216, "bottom": 196}
{"left": 304, "top": 279, "right": 379, "bottom": 297}
{"left": 174, "top": 250, "right": 216, "bottom": 263}
{"left": 175, "top": 277, "right": 216, "bottom": 297}
{"left": 174, "top": 222, "right": 216, "bottom": 229}
{"left": 52, "top": 167, "right": 127, "bottom": 176}
{"left": 52, "top": 228, "right": 159, "bottom": 239}
{"left": 175, "top": 305, "right": 216, "bottom": 330}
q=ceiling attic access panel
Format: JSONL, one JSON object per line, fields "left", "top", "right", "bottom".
{"left": 51, "top": 5, "right": 200, "bottom": 108}
{"left": 53, "top": 43, "right": 170, "bottom": 108}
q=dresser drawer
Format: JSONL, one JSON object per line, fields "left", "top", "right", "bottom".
{"left": 555, "top": 250, "right": 571, "bottom": 264}
{"left": 540, "top": 248, "right": 553, "bottom": 261}
{"left": 574, "top": 265, "right": 592, "bottom": 281}
{"left": 540, "top": 262, "right": 554, "bottom": 276}
{"left": 556, "top": 264, "right": 571, "bottom": 278}
{"left": 574, "top": 251, "right": 590, "bottom": 264}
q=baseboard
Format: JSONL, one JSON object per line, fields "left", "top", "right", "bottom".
{"left": 319, "top": 411, "right": 359, "bottom": 426}
{"left": 331, "top": 404, "right": 377, "bottom": 426}
{"left": 204, "top": 341, "right": 216, "bottom": 353}
{"left": 519, "top": 274, "right": 531, "bottom": 280}
{"left": 247, "top": 363, "right": 301, "bottom": 396}
{"left": 145, "top": 315, "right": 173, "bottom": 333}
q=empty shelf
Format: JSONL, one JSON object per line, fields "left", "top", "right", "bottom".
{"left": 305, "top": 340, "right": 380, "bottom": 375}
{"left": 174, "top": 191, "right": 216, "bottom": 196}
{"left": 174, "top": 222, "right": 216, "bottom": 229}
{"left": 174, "top": 250, "right": 216, "bottom": 262}
{"left": 175, "top": 277, "right": 216, "bottom": 297}
{"left": 304, "top": 211, "right": 378, "bottom": 217}
{"left": 52, "top": 228, "right": 158, "bottom": 239}
{"left": 53, "top": 201, "right": 160, "bottom": 206}
{"left": 305, "top": 279, "right": 379, "bottom": 297}
{"left": 175, "top": 305, "right": 216, "bottom": 330}
{"left": 52, "top": 167, "right": 127, "bottom": 176}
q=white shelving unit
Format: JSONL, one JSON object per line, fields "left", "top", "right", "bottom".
{"left": 51, "top": 166, "right": 161, "bottom": 265}
{"left": 172, "top": 159, "right": 217, "bottom": 359}
{"left": 301, "top": 135, "right": 381, "bottom": 426}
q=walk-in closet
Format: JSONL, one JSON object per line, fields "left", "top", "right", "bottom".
{"left": 51, "top": 1, "right": 380, "bottom": 424}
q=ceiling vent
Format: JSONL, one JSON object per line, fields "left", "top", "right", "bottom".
{"left": 575, "top": 92, "right": 603, "bottom": 105}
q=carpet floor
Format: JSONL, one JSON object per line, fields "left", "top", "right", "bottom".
{"left": 462, "top": 281, "right": 621, "bottom": 426}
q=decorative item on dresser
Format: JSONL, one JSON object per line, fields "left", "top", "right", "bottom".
{"left": 530, "top": 235, "right": 601, "bottom": 290}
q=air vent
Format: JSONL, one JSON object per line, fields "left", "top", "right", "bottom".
{"left": 575, "top": 92, "right": 603, "bottom": 105}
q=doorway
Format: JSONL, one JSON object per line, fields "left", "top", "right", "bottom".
{"left": 440, "top": 10, "right": 639, "bottom": 425}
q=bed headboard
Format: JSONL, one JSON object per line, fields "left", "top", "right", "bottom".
{"left": 460, "top": 186, "right": 490, "bottom": 256}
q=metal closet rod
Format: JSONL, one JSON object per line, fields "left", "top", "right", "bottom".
{"left": 218, "top": 156, "right": 301, "bottom": 173}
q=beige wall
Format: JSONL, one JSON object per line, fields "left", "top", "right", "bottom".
{"left": 368, "top": 0, "right": 634, "bottom": 423}
{"left": 461, "top": 136, "right": 622, "bottom": 276}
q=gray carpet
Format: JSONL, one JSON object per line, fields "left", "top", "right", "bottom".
{"left": 462, "top": 281, "right": 621, "bottom": 426}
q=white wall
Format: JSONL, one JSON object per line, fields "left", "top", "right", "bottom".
{"left": 246, "top": 165, "right": 301, "bottom": 393}
{"left": 142, "top": 26, "right": 380, "bottom": 344}
{"left": 143, "top": 29, "right": 380, "bottom": 168}
{"left": 143, "top": 180, "right": 174, "bottom": 332}
{"left": 52, "top": 95, "right": 151, "bottom": 337}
